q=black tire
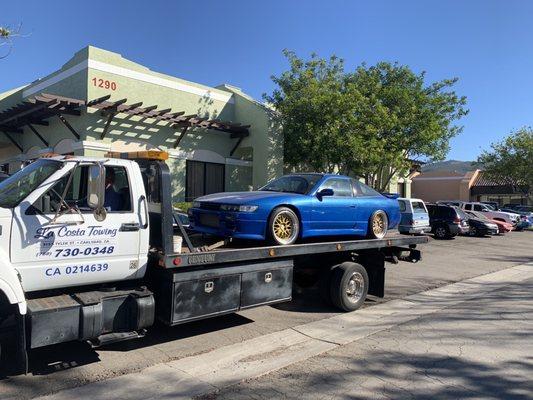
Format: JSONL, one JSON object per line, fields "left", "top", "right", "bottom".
{"left": 268, "top": 207, "right": 300, "bottom": 245}
{"left": 367, "top": 210, "right": 388, "bottom": 239}
{"left": 433, "top": 224, "right": 449, "bottom": 239}
{"left": 470, "top": 226, "right": 478, "bottom": 237}
{"left": 330, "top": 262, "right": 369, "bottom": 312}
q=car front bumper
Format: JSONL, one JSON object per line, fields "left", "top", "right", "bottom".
{"left": 189, "top": 208, "right": 267, "bottom": 240}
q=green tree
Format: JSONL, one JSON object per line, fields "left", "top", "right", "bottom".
{"left": 1, "top": 23, "right": 27, "bottom": 59}
{"left": 266, "top": 51, "right": 468, "bottom": 191}
{"left": 477, "top": 128, "right": 533, "bottom": 200}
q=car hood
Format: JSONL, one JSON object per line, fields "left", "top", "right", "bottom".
{"left": 469, "top": 218, "right": 496, "bottom": 226}
{"left": 196, "top": 191, "right": 306, "bottom": 204}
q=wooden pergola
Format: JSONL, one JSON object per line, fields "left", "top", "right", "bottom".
{"left": 0, "top": 93, "right": 250, "bottom": 155}
{"left": 0, "top": 93, "right": 85, "bottom": 150}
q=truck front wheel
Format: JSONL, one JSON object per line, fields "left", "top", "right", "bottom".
{"left": 329, "top": 262, "right": 369, "bottom": 311}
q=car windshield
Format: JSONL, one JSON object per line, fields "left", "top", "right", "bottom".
{"left": 469, "top": 211, "right": 489, "bottom": 220}
{"left": 260, "top": 174, "right": 322, "bottom": 195}
{"left": 455, "top": 207, "right": 468, "bottom": 220}
{"left": 0, "top": 160, "right": 62, "bottom": 208}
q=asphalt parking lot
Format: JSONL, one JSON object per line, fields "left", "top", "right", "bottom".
{"left": 2, "top": 231, "right": 533, "bottom": 400}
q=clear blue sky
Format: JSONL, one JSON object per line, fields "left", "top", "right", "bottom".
{"left": 2, "top": 0, "right": 532, "bottom": 161}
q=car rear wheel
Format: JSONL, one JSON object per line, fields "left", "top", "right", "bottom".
{"left": 367, "top": 210, "right": 388, "bottom": 239}
{"left": 434, "top": 225, "right": 449, "bottom": 239}
{"left": 268, "top": 207, "right": 300, "bottom": 245}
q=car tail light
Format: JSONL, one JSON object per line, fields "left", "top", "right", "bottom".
{"left": 453, "top": 217, "right": 461, "bottom": 224}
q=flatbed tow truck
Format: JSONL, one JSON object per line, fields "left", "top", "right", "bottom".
{"left": 0, "top": 151, "right": 427, "bottom": 374}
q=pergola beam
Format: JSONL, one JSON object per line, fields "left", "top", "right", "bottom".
{"left": 57, "top": 114, "right": 80, "bottom": 140}
{"left": 27, "top": 124, "right": 49, "bottom": 147}
{"left": 2, "top": 131, "right": 23, "bottom": 151}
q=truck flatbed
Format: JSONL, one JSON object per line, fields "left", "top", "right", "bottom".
{"left": 157, "top": 234, "right": 428, "bottom": 268}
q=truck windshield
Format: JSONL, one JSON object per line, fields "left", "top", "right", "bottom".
{"left": 0, "top": 160, "right": 62, "bottom": 208}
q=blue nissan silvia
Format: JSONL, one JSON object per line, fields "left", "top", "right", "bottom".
{"left": 188, "top": 173, "right": 401, "bottom": 245}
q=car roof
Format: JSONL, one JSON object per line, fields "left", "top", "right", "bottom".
{"left": 286, "top": 173, "right": 353, "bottom": 179}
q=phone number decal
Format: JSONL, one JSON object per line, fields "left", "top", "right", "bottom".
{"left": 45, "top": 263, "right": 109, "bottom": 277}
{"left": 54, "top": 246, "right": 115, "bottom": 258}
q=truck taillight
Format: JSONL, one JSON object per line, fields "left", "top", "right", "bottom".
{"left": 453, "top": 217, "right": 461, "bottom": 224}
{"left": 173, "top": 257, "right": 182, "bottom": 266}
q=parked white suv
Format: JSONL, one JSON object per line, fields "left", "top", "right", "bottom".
{"left": 457, "top": 201, "right": 520, "bottom": 225}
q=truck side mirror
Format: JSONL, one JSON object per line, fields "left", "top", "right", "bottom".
{"left": 87, "top": 164, "right": 107, "bottom": 221}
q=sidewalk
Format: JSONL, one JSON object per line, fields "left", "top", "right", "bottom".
{"left": 35, "top": 263, "right": 533, "bottom": 400}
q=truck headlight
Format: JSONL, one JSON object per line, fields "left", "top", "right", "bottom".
{"left": 192, "top": 201, "right": 201, "bottom": 208}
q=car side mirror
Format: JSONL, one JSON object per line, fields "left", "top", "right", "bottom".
{"left": 317, "top": 188, "right": 334, "bottom": 198}
{"left": 87, "top": 164, "right": 107, "bottom": 221}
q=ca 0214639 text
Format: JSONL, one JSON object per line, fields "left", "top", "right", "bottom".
{"left": 45, "top": 263, "right": 109, "bottom": 277}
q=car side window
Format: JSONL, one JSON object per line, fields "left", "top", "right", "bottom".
{"left": 473, "top": 204, "right": 483, "bottom": 211}
{"left": 320, "top": 178, "right": 353, "bottom": 197}
{"left": 398, "top": 200, "right": 407, "bottom": 212}
{"left": 353, "top": 181, "right": 380, "bottom": 197}
{"left": 464, "top": 204, "right": 472, "bottom": 210}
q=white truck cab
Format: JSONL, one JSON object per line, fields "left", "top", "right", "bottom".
{"left": 0, "top": 155, "right": 149, "bottom": 313}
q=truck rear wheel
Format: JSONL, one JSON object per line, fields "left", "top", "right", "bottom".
{"left": 329, "top": 262, "right": 369, "bottom": 311}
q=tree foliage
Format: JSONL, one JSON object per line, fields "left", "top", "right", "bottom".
{"left": 477, "top": 127, "right": 533, "bottom": 199}
{"left": 0, "top": 23, "right": 27, "bottom": 59}
{"left": 265, "top": 50, "right": 468, "bottom": 191}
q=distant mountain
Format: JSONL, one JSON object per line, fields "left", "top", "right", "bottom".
{"left": 421, "top": 160, "right": 482, "bottom": 174}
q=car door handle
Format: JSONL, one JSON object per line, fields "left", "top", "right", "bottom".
{"left": 349, "top": 205, "right": 357, "bottom": 208}
{"left": 120, "top": 222, "right": 140, "bottom": 232}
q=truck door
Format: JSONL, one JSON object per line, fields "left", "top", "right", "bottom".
{"left": 11, "top": 162, "right": 145, "bottom": 292}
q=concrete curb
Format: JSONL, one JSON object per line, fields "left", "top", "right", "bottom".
{"left": 36, "top": 262, "right": 533, "bottom": 400}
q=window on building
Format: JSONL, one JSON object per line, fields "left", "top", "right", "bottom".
{"left": 186, "top": 160, "right": 225, "bottom": 201}
{"left": 398, "top": 182, "right": 406, "bottom": 197}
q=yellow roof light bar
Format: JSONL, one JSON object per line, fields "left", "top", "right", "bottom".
{"left": 105, "top": 151, "right": 169, "bottom": 161}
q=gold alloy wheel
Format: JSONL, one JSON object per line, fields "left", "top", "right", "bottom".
{"left": 273, "top": 213, "right": 293, "bottom": 240}
{"left": 372, "top": 212, "right": 386, "bottom": 237}
{"left": 271, "top": 209, "right": 299, "bottom": 244}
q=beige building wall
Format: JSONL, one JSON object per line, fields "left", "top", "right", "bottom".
{"left": 411, "top": 170, "right": 480, "bottom": 202}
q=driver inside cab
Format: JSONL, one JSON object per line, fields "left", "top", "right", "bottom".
{"left": 104, "top": 167, "right": 123, "bottom": 211}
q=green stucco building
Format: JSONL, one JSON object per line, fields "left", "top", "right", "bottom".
{"left": 0, "top": 46, "right": 283, "bottom": 201}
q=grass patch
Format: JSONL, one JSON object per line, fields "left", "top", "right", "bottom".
{"left": 174, "top": 202, "right": 192, "bottom": 212}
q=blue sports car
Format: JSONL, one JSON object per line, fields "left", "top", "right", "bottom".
{"left": 188, "top": 173, "right": 401, "bottom": 245}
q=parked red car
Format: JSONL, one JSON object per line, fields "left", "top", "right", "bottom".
{"left": 465, "top": 210, "right": 513, "bottom": 233}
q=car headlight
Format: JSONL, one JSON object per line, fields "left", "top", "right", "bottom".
{"left": 192, "top": 201, "right": 201, "bottom": 208}
{"left": 239, "top": 205, "right": 258, "bottom": 212}
{"left": 220, "top": 204, "right": 258, "bottom": 212}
